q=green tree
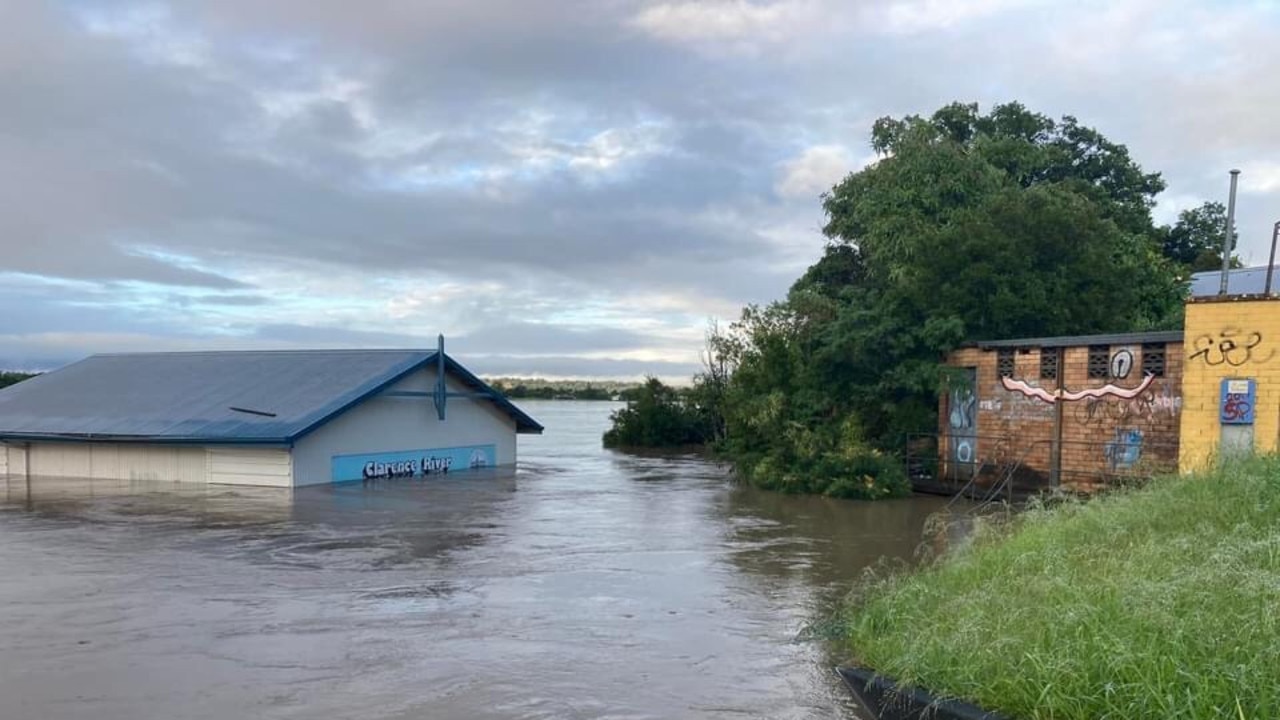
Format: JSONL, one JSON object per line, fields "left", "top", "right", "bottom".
{"left": 866, "top": 101, "right": 1167, "bottom": 237}
{"left": 1161, "top": 201, "right": 1240, "bottom": 272}
{"left": 0, "top": 372, "right": 35, "bottom": 389}
{"left": 684, "top": 320, "right": 732, "bottom": 444}
{"left": 602, "top": 377, "right": 709, "bottom": 449}
{"left": 715, "top": 101, "right": 1185, "bottom": 497}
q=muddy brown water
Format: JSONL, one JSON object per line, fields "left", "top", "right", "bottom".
{"left": 0, "top": 401, "right": 966, "bottom": 719}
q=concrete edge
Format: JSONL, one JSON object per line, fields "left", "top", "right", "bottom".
{"left": 834, "top": 666, "right": 1010, "bottom": 720}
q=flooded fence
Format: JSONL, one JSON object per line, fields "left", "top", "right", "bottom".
{"left": 906, "top": 432, "right": 1179, "bottom": 501}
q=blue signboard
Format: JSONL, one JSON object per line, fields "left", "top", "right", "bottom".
{"left": 331, "top": 444, "right": 497, "bottom": 483}
{"left": 1220, "top": 378, "right": 1256, "bottom": 425}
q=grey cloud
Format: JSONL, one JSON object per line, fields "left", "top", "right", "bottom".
{"left": 4, "top": 0, "right": 1279, "bottom": 376}
{"left": 0, "top": 19, "right": 786, "bottom": 295}
{"left": 466, "top": 354, "right": 702, "bottom": 380}
{"left": 250, "top": 324, "right": 429, "bottom": 347}
{"left": 182, "top": 293, "right": 271, "bottom": 306}
{"left": 0, "top": 336, "right": 700, "bottom": 381}
{"left": 0, "top": 286, "right": 156, "bottom": 336}
{"left": 453, "top": 322, "right": 654, "bottom": 355}
{"left": 249, "top": 321, "right": 665, "bottom": 357}
{"left": 0, "top": 281, "right": 257, "bottom": 336}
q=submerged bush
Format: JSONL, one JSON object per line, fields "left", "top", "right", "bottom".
{"left": 840, "top": 456, "right": 1280, "bottom": 719}
{"left": 740, "top": 450, "right": 910, "bottom": 500}
{"left": 602, "top": 377, "right": 711, "bottom": 449}
{"left": 821, "top": 453, "right": 910, "bottom": 499}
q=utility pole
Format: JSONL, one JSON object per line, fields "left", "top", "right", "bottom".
{"left": 1265, "top": 221, "right": 1280, "bottom": 295}
{"left": 1219, "top": 169, "right": 1240, "bottom": 296}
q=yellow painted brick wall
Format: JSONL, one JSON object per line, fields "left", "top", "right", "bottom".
{"left": 1179, "top": 297, "right": 1280, "bottom": 472}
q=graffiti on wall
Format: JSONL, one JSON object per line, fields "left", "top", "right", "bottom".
{"left": 1189, "top": 329, "right": 1274, "bottom": 367}
{"left": 1219, "top": 378, "right": 1255, "bottom": 425}
{"left": 978, "top": 389, "right": 1051, "bottom": 419}
{"left": 1110, "top": 348, "right": 1135, "bottom": 379}
{"left": 1222, "top": 393, "right": 1252, "bottom": 423}
{"left": 1007, "top": 393, "right": 1054, "bottom": 420}
{"left": 948, "top": 370, "right": 978, "bottom": 469}
{"left": 1104, "top": 428, "right": 1144, "bottom": 469}
{"left": 977, "top": 395, "right": 1056, "bottom": 419}
{"left": 949, "top": 387, "right": 976, "bottom": 431}
{"left": 1073, "top": 380, "right": 1182, "bottom": 427}
{"left": 1001, "top": 373, "right": 1156, "bottom": 404}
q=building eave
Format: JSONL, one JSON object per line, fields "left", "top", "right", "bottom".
{"left": 973, "top": 330, "right": 1184, "bottom": 350}
{"left": 0, "top": 432, "right": 291, "bottom": 446}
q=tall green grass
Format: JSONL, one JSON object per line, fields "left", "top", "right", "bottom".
{"left": 841, "top": 456, "right": 1280, "bottom": 719}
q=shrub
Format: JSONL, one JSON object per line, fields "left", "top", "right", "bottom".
{"left": 740, "top": 450, "right": 910, "bottom": 499}
{"left": 602, "top": 377, "right": 710, "bottom": 449}
{"left": 820, "top": 452, "right": 911, "bottom": 499}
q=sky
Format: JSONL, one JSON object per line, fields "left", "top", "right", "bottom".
{"left": 2, "top": 0, "right": 1279, "bottom": 379}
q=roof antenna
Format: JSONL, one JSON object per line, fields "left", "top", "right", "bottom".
{"left": 1219, "top": 169, "right": 1240, "bottom": 296}
{"left": 433, "top": 334, "right": 447, "bottom": 421}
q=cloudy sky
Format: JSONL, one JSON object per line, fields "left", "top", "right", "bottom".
{"left": 3, "top": 1, "right": 1279, "bottom": 378}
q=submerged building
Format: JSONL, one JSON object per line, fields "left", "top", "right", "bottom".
{"left": 0, "top": 347, "right": 541, "bottom": 487}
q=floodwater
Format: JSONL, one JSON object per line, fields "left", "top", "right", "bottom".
{"left": 0, "top": 401, "right": 965, "bottom": 720}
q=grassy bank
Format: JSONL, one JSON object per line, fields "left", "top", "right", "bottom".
{"left": 841, "top": 457, "right": 1280, "bottom": 719}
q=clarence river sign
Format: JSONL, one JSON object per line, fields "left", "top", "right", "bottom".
{"left": 330, "top": 444, "right": 497, "bottom": 482}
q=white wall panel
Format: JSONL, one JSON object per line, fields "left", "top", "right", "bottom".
{"left": 6, "top": 445, "right": 26, "bottom": 477}
{"left": 29, "top": 444, "right": 91, "bottom": 478}
{"left": 291, "top": 367, "right": 518, "bottom": 486}
{"left": 208, "top": 447, "right": 292, "bottom": 487}
{"left": 23, "top": 443, "right": 208, "bottom": 482}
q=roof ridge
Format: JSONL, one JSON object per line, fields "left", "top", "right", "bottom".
{"left": 0, "top": 349, "right": 543, "bottom": 440}
{"left": 91, "top": 348, "right": 434, "bottom": 358}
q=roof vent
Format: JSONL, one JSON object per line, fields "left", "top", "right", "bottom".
{"left": 228, "top": 406, "right": 277, "bottom": 418}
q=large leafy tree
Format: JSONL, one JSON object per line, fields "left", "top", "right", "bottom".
{"left": 717, "top": 102, "right": 1186, "bottom": 489}
{"left": 1162, "top": 201, "right": 1239, "bottom": 272}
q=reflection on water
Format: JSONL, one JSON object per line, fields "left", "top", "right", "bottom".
{"left": 0, "top": 401, "right": 967, "bottom": 719}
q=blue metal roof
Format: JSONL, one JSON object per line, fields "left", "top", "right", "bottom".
{"left": 1189, "top": 266, "right": 1278, "bottom": 297}
{"left": 0, "top": 350, "right": 542, "bottom": 444}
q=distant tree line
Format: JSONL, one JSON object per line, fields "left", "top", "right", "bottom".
{"left": 0, "top": 372, "right": 35, "bottom": 389}
{"left": 488, "top": 378, "right": 639, "bottom": 401}
{"left": 605, "top": 101, "right": 1230, "bottom": 501}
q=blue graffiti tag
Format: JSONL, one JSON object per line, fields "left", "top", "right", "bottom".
{"left": 1104, "top": 428, "right": 1144, "bottom": 469}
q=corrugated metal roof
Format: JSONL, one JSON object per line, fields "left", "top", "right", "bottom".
{"left": 0, "top": 350, "right": 542, "bottom": 443}
{"left": 974, "top": 330, "right": 1183, "bottom": 350}
{"left": 1189, "top": 266, "right": 1277, "bottom": 297}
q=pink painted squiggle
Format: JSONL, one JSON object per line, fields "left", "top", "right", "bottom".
{"left": 1000, "top": 373, "right": 1155, "bottom": 404}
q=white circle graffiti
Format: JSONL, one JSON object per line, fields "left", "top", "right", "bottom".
{"left": 1110, "top": 349, "right": 1134, "bottom": 379}
{"left": 955, "top": 440, "right": 974, "bottom": 463}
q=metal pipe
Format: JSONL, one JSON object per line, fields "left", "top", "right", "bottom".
{"left": 1219, "top": 169, "right": 1240, "bottom": 296}
{"left": 1050, "top": 347, "right": 1064, "bottom": 489}
{"left": 434, "top": 334, "right": 447, "bottom": 421}
{"left": 1266, "top": 221, "right": 1280, "bottom": 296}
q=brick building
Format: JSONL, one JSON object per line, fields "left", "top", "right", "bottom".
{"left": 1179, "top": 295, "right": 1280, "bottom": 472}
{"left": 940, "top": 331, "right": 1184, "bottom": 492}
